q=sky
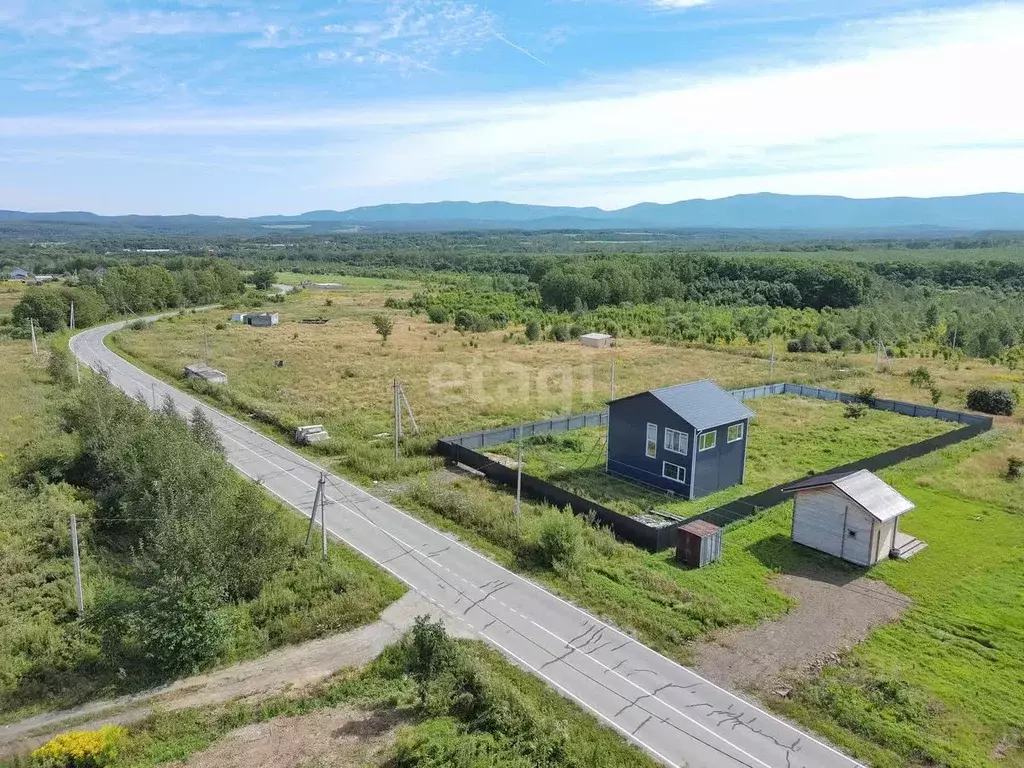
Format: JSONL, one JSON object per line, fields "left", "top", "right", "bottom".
{"left": 0, "top": 0, "right": 1022, "bottom": 215}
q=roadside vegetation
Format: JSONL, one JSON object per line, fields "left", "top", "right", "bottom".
{"left": 0, "top": 338, "right": 403, "bottom": 723}
{"left": 2, "top": 620, "right": 658, "bottom": 768}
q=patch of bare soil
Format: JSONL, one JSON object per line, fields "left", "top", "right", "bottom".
{"left": 692, "top": 564, "right": 912, "bottom": 693}
{"left": 178, "top": 707, "right": 409, "bottom": 768}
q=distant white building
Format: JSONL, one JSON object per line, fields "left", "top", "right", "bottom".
{"left": 8, "top": 267, "right": 29, "bottom": 281}
{"left": 33, "top": 274, "right": 58, "bottom": 283}
{"left": 580, "top": 332, "right": 613, "bottom": 349}
{"left": 230, "top": 312, "right": 249, "bottom": 323}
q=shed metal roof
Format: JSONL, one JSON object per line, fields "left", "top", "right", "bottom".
{"left": 783, "top": 469, "right": 915, "bottom": 522}
{"left": 610, "top": 380, "right": 754, "bottom": 432}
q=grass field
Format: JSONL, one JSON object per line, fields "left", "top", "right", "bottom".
{"left": 108, "top": 284, "right": 1018, "bottom": 487}
{"left": 102, "top": 280, "right": 1024, "bottom": 766}
{"left": 0, "top": 337, "right": 405, "bottom": 723}
{"left": 0, "top": 282, "right": 25, "bottom": 319}
{"left": 490, "top": 395, "right": 955, "bottom": 518}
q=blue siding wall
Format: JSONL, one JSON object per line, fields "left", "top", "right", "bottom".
{"left": 692, "top": 421, "right": 748, "bottom": 499}
{"left": 607, "top": 394, "right": 696, "bottom": 497}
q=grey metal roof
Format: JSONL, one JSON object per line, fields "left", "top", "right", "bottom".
{"left": 784, "top": 469, "right": 915, "bottom": 522}
{"left": 611, "top": 379, "right": 755, "bottom": 432}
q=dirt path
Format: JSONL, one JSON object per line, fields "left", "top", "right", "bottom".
{"left": 0, "top": 592, "right": 470, "bottom": 759}
{"left": 692, "top": 564, "right": 912, "bottom": 693}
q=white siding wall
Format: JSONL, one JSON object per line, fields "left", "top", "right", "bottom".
{"left": 871, "top": 518, "right": 897, "bottom": 564}
{"left": 792, "top": 487, "right": 875, "bottom": 566}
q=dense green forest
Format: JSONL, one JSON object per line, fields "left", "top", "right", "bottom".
{"left": 3, "top": 232, "right": 1024, "bottom": 362}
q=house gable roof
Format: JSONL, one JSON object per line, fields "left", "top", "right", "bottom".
{"left": 784, "top": 469, "right": 915, "bottom": 522}
{"left": 610, "top": 380, "right": 755, "bottom": 432}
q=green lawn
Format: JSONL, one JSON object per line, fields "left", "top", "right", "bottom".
{"left": 492, "top": 395, "right": 956, "bottom": 518}
{"left": 770, "top": 431, "right": 1024, "bottom": 768}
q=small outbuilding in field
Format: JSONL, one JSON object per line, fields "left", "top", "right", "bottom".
{"left": 183, "top": 363, "right": 228, "bottom": 385}
{"left": 580, "top": 332, "right": 612, "bottom": 349}
{"left": 606, "top": 380, "right": 754, "bottom": 499}
{"left": 784, "top": 469, "right": 925, "bottom": 565}
{"left": 246, "top": 312, "right": 279, "bottom": 327}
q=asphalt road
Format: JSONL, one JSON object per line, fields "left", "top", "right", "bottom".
{"left": 71, "top": 317, "right": 866, "bottom": 768}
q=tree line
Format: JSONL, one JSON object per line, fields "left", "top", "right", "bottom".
{"left": 8, "top": 260, "right": 245, "bottom": 333}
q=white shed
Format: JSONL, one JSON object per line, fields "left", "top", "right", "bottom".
{"left": 580, "top": 332, "right": 612, "bottom": 349}
{"left": 784, "top": 470, "right": 922, "bottom": 565}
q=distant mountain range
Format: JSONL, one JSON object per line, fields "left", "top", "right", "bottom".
{"left": 3, "top": 192, "right": 1024, "bottom": 234}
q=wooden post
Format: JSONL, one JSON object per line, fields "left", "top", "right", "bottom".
{"left": 609, "top": 359, "right": 615, "bottom": 400}
{"left": 70, "top": 515, "right": 85, "bottom": 618}
{"left": 514, "top": 441, "right": 523, "bottom": 517}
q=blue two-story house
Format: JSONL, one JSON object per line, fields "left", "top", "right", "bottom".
{"left": 606, "top": 380, "right": 754, "bottom": 500}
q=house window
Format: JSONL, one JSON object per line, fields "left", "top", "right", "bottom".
{"left": 698, "top": 431, "right": 717, "bottom": 452}
{"left": 727, "top": 423, "right": 745, "bottom": 443}
{"left": 662, "top": 462, "right": 686, "bottom": 484}
{"left": 664, "top": 428, "right": 688, "bottom": 455}
{"left": 646, "top": 423, "right": 658, "bottom": 458}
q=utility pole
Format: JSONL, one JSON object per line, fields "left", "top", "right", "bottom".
{"left": 320, "top": 473, "right": 328, "bottom": 561}
{"left": 514, "top": 440, "right": 523, "bottom": 516}
{"left": 305, "top": 474, "right": 323, "bottom": 548}
{"left": 203, "top": 325, "right": 211, "bottom": 365}
{"left": 70, "top": 515, "right": 85, "bottom": 618}
{"left": 75, "top": 356, "right": 82, "bottom": 385}
{"left": 769, "top": 343, "right": 776, "bottom": 383}
{"left": 69, "top": 301, "right": 75, "bottom": 332}
{"left": 30, "top": 318, "right": 37, "bottom": 355}
{"left": 609, "top": 359, "right": 615, "bottom": 400}
{"left": 393, "top": 378, "right": 401, "bottom": 462}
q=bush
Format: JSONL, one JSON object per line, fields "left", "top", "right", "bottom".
{"left": 127, "top": 319, "right": 151, "bottom": 331}
{"left": 930, "top": 387, "right": 943, "bottom": 405}
{"left": 534, "top": 511, "right": 583, "bottom": 572}
{"left": 550, "top": 323, "right": 570, "bottom": 342}
{"left": 855, "top": 387, "right": 877, "bottom": 406}
{"left": 966, "top": 388, "right": 1016, "bottom": 416}
{"left": 908, "top": 366, "right": 933, "bottom": 388}
{"left": 525, "top": 321, "right": 541, "bottom": 341}
{"left": 32, "top": 725, "right": 128, "bottom": 767}
{"left": 845, "top": 402, "right": 868, "bottom": 419}
{"left": 786, "top": 339, "right": 801, "bottom": 353}
{"left": 214, "top": 322, "right": 226, "bottom": 331}
{"left": 1007, "top": 457, "right": 1023, "bottom": 481}
{"left": 426, "top": 306, "right": 450, "bottom": 324}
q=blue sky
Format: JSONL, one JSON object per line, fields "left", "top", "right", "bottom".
{"left": 0, "top": 0, "right": 1022, "bottom": 215}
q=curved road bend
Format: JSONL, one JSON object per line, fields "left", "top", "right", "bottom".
{"left": 71, "top": 317, "right": 864, "bottom": 768}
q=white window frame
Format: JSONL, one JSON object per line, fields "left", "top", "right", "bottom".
{"left": 662, "top": 461, "right": 686, "bottom": 484}
{"left": 698, "top": 431, "right": 717, "bottom": 452}
{"left": 663, "top": 428, "right": 689, "bottom": 456}
{"left": 727, "top": 423, "right": 745, "bottom": 443}
{"left": 645, "top": 423, "right": 658, "bottom": 458}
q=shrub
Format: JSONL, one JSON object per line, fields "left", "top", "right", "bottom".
{"left": 845, "top": 402, "right": 868, "bottom": 419}
{"left": 426, "top": 306, "right": 450, "bottom": 324}
{"left": 32, "top": 725, "right": 128, "bottom": 767}
{"left": 855, "top": 387, "right": 877, "bottom": 406}
{"left": 214, "top": 322, "right": 226, "bottom": 331}
{"left": 373, "top": 314, "right": 395, "bottom": 344}
{"left": 550, "top": 323, "right": 570, "bottom": 342}
{"left": 966, "top": 388, "right": 1016, "bottom": 416}
{"left": 930, "top": 387, "right": 942, "bottom": 405}
{"left": 786, "top": 339, "right": 801, "bottom": 353}
{"left": 525, "top": 320, "right": 541, "bottom": 341}
{"left": 127, "top": 319, "right": 151, "bottom": 331}
{"left": 1007, "top": 457, "right": 1023, "bottom": 481}
{"left": 534, "top": 511, "right": 584, "bottom": 572}
{"left": 908, "top": 366, "right": 933, "bottom": 388}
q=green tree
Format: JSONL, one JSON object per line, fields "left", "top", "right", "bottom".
{"left": 407, "top": 616, "right": 457, "bottom": 704}
{"left": 373, "top": 314, "right": 395, "bottom": 344}
{"left": 190, "top": 407, "right": 224, "bottom": 455}
{"left": 249, "top": 268, "right": 277, "bottom": 290}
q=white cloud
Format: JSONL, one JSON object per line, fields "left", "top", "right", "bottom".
{"left": 2, "top": 2, "right": 1024, "bottom": 210}
{"left": 649, "top": 0, "right": 711, "bottom": 9}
